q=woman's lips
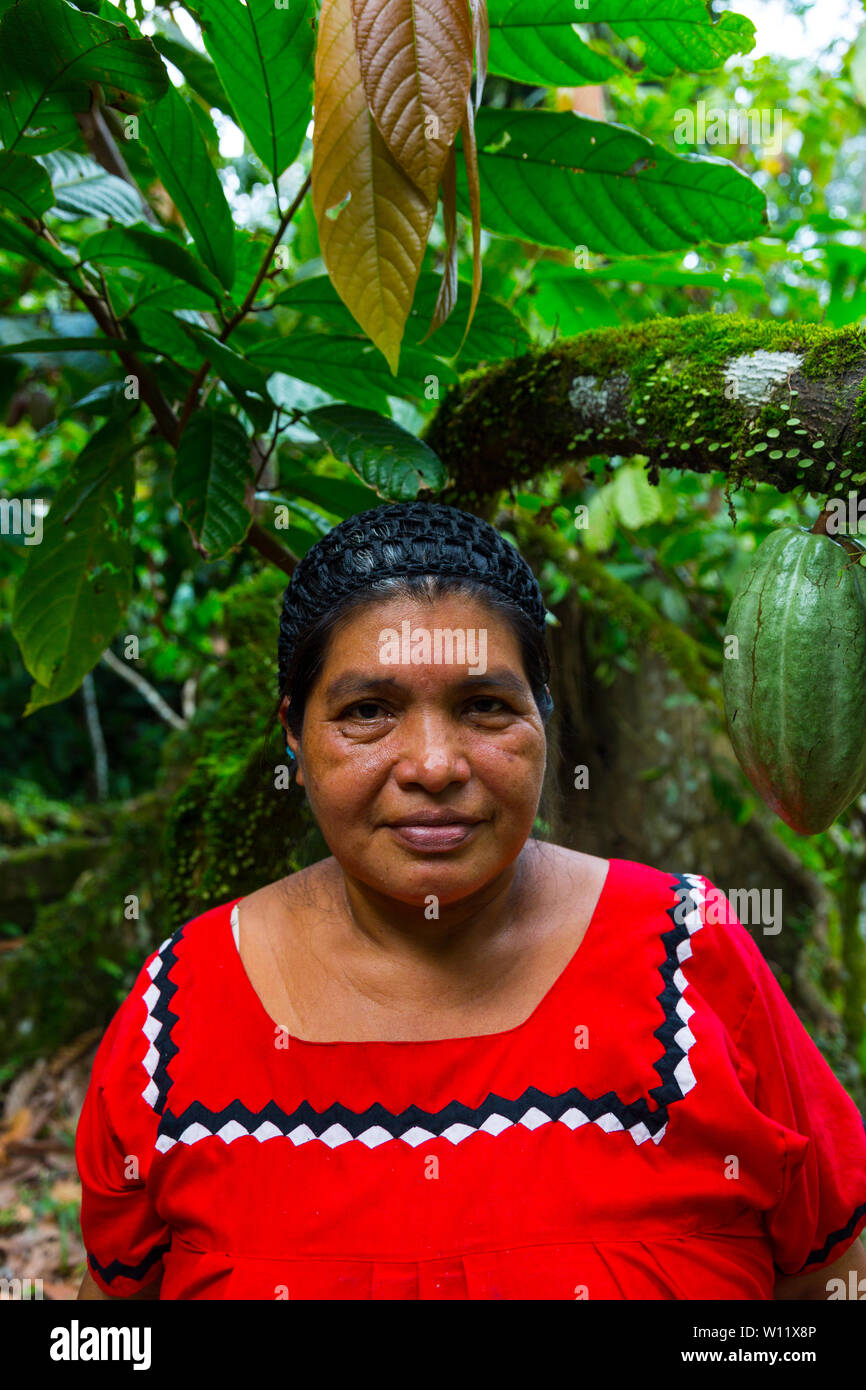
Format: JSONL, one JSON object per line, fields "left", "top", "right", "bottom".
{"left": 387, "top": 822, "right": 481, "bottom": 850}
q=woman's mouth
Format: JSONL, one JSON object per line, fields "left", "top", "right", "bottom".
{"left": 386, "top": 821, "right": 482, "bottom": 851}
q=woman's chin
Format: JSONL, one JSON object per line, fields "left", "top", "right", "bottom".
{"left": 352, "top": 855, "right": 511, "bottom": 909}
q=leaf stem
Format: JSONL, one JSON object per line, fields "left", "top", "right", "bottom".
{"left": 218, "top": 172, "right": 311, "bottom": 345}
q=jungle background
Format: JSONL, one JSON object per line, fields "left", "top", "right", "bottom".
{"left": 2, "top": 0, "right": 866, "bottom": 1296}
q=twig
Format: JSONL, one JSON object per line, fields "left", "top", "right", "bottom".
{"left": 81, "top": 672, "right": 109, "bottom": 800}
{"left": 175, "top": 174, "right": 312, "bottom": 424}
{"left": 178, "top": 359, "right": 210, "bottom": 436}
{"left": 71, "top": 279, "right": 181, "bottom": 445}
{"left": 75, "top": 107, "right": 161, "bottom": 227}
{"left": 100, "top": 647, "right": 188, "bottom": 730}
{"left": 218, "top": 172, "right": 311, "bottom": 344}
{"left": 246, "top": 521, "right": 297, "bottom": 576}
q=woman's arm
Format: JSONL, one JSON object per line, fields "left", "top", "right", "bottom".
{"left": 77, "top": 1269, "right": 162, "bottom": 1300}
{"left": 773, "top": 1235, "right": 866, "bottom": 1300}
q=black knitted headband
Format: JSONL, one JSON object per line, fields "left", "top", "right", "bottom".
{"left": 277, "top": 502, "right": 553, "bottom": 712}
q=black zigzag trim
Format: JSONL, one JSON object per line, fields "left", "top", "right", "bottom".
{"left": 157, "top": 1084, "right": 667, "bottom": 1145}
{"left": 794, "top": 1200, "right": 866, "bottom": 1275}
{"left": 88, "top": 1240, "right": 171, "bottom": 1285}
{"left": 650, "top": 877, "right": 702, "bottom": 1106}
{"left": 146, "top": 926, "right": 184, "bottom": 1115}
{"left": 146, "top": 873, "right": 707, "bottom": 1150}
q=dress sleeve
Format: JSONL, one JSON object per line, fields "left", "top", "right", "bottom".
{"left": 75, "top": 969, "right": 171, "bottom": 1297}
{"left": 727, "top": 916, "right": 866, "bottom": 1277}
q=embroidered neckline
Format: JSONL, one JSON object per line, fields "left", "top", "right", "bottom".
{"left": 139, "top": 870, "right": 709, "bottom": 1154}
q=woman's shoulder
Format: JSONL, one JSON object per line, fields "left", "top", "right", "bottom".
{"left": 546, "top": 848, "right": 769, "bottom": 980}
{"left": 91, "top": 897, "right": 239, "bottom": 1059}
{"left": 540, "top": 844, "right": 739, "bottom": 924}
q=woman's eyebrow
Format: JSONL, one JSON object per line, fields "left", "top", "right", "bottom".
{"left": 460, "top": 671, "right": 528, "bottom": 697}
{"left": 323, "top": 670, "right": 528, "bottom": 701}
{"left": 324, "top": 674, "right": 402, "bottom": 701}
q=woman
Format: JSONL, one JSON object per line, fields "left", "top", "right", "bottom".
{"left": 76, "top": 501, "right": 866, "bottom": 1300}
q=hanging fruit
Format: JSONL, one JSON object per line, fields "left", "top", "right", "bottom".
{"left": 722, "top": 521, "right": 866, "bottom": 835}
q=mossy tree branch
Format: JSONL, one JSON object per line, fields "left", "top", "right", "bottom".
{"left": 426, "top": 314, "right": 866, "bottom": 507}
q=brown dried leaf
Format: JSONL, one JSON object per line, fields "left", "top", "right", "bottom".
{"left": 417, "top": 143, "right": 458, "bottom": 343}
{"left": 350, "top": 0, "right": 473, "bottom": 202}
{"left": 454, "top": 91, "right": 482, "bottom": 354}
{"left": 0, "top": 1107, "right": 33, "bottom": 1163}
{"left": 469, "top": 0, "right": 489, "bottom": 112}
{"left": 313, "top": 0, "right": 436, "bottom": 373}
{"left": 49, "top": 1179, "right": 81, "bottom": 1206}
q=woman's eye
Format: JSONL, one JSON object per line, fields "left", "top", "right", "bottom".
{"left": 344, "top": 700, "right": 389, "bottom": 720}
{"left": 468, "top": 697, "right": 509, "bottom": 714}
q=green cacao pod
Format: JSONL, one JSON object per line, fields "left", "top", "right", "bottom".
{"left": 722, "top": 524, "right": 866, "bottom": 835}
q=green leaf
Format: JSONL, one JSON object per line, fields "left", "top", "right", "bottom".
{"left": 273, "top": 272, "right": 529, "bottom": 366}
{"left": 530, "top": 275, "right": 624, "bottom": 335}
{"left": 406, "top": 274, "right": 531, "bottom": 363}
{"left": 175, "top": 320, "right": 275, "bottom": 430}
{"left": 486, "top": 0, "right": 755, "bottom": 87}
{"left": 456, "top": 109, "right": 768, "bottom": 255}
{"left": 275, "top": 498, "right": 334, "bottom": 538}
{"left": 121, "top": 270, "right": 216, "bottom": 315}
{"left": 197, "top": 0, "right": 315, "bottom": 179}
{"left": 79, "top": 224, "right": 228, "bottom": 303}
{"left": 129, "top": 307, "right": 202, "bottom": 369}
{"left": 180, "top": 324, "right": 270, "bottom": 395}
{"left": 0, "top": 0, "right": 169, "bottom": 154}
{"left": 150, "top": 31, "right": 235, "bottom": 118}
{"left": 173, "top": 409, "right": 254, "bottom": 558}
{"left": 271, "top": 277, "right": 369, "bottom": 334}
{"left": 581, "top": 488, "right": 616, "bottom": 553}
{"left": 657, "top": 528, "right": 706, "bottom": 567}
{"left": 607, "top": 2, "right": 756, "bottom": 78}
{"left": 0, "top": 151, "right": 53, "bottom": 217}
{"left": 247, "top": 332, "right": 456, "bottom": 411}
{"left": 10, "top": 417, "right": 135, "bottom": 713}
{"left": 37, "top": 149, "right": 143, "bottom": 224}
{"left": 60, "top": 381, "right": 130, "bottom": 418}
{"left": 130, "top": 312, "right": 273, "bottom": 421}
{"left": 0, "top": 335, "right": 156, "bottom": 360}
{"left": 0, "top": 214, "right": 76, "bottom": 274}
{"left": 139, "top": 84, "right": 235, "bottom": 290}
{"left": 276, "top": 466, "right": 381, "bottom": 518}
{"left": 487, "top": 0, "right": 619, "bottom": 85}
{"left": 610, "top": 463, "right": 663, "bottom": 530}
{"left": 561, "top": 257, "right": 764, "bottom": 293}
{"left": 303, "top": 404, "right": 447, "bottom": 500}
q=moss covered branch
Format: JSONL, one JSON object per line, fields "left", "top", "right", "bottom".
{"left": 425, "top": 314, "right": 866, "bottom": 503}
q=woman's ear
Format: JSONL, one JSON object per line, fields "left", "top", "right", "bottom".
{"left": 279, "top": 698, "right": 304, "bottom": 787}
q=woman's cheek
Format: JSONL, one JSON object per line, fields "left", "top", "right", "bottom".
{"left": 306, "top": 746, "right": 388, "bottom": 817}
{"left": 473, "top": 731, "right": 543, "bottom": 782}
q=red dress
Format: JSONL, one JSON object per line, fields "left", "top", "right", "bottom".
{"left": 76, "top": 857, "right": 866, "bottom": 1300}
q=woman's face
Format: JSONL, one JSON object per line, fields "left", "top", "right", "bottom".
{"left": 281, "top": 593, "right": 548, "bottom": 906}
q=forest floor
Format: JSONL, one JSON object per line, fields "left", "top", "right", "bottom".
{"left": 0, "top": 1030, "right": 101, "bottom": 1300}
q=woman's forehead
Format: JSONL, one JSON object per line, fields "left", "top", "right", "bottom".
{"left": 318, "top": 594, "right": 527, "bottom": 686}
{"left": 328, "top": 596, "right": 519, "bottom": 647}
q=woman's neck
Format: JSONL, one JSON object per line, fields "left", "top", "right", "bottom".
{"left": 320, "top": 840, "right": 541, "bottom": 975}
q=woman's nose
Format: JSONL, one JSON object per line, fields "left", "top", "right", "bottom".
{"left": 391, "top": 716, "right": 471, "bottom": 789}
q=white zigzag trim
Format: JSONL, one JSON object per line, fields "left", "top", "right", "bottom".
{"left": 140, "top": 936, "right": 173, "bottom": 1110}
